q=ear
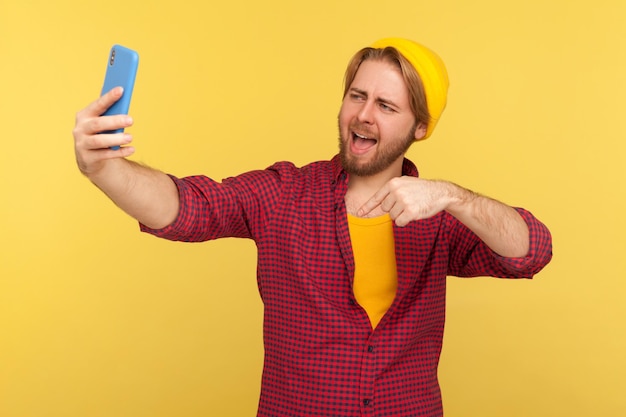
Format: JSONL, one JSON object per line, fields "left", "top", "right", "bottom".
{"left": 413, "top": 122, "right": 427, "bottom": 140}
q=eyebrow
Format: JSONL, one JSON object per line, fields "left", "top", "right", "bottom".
{"left": 349, "top": 87, "right": 400, "bottom": 110}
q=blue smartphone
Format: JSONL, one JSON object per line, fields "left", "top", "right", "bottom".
{"left": 100, "top": 45, "right": 139, "bottom": 148}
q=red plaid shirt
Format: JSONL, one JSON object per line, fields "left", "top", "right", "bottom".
{"left": 141, "top": 155, "right": 552, "bottom": 417}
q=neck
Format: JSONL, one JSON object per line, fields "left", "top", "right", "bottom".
{"left": 345, "top": 160, "right": 404, "bottom": 217}
{"left": 347, "top": 157, "right": 404, "bottom": 193}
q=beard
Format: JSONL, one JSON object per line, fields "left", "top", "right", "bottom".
{"left": 338, "top": 120, "right": 417, "bottom": 177}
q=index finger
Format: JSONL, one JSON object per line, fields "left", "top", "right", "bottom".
{"left": 357, "top": 185, "right": 390, "bottom": 217}
{"left": 81, "top": 87, "right": 125, "bottom": 118}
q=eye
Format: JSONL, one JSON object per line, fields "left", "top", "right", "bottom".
{"left": 350, "top": 93, "right": 365, "bottom": 101}
{"left": 378, "top": 102, "right": 395, "bottom": 113}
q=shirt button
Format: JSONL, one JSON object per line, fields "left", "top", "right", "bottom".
{"left": 363, "top": 399, "right": 371, "bottom": 406}
{"left": 367, "top": 345, "right": 374, "bottom": 353}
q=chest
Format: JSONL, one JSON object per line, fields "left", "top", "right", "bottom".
{"left": 258, "top": 187, "right": 448, "bottom": 304}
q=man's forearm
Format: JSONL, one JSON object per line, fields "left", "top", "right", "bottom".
{"left": 444, "top": 184, "right": 530, "bottom": 258}
{"left": 89, "top": 158, "right": 180, "bottom": 230}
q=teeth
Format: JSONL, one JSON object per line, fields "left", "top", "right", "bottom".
{"left": 354, "top": 132, "right": 368, "bottom": 139}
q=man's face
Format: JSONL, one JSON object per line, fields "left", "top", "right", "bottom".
{"left": 338, "top": 59, "right": 426, "bottom": 177}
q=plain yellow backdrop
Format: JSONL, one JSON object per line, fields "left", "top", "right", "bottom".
{"left": 1, "top": 0, "right": 624, "bottom": 416}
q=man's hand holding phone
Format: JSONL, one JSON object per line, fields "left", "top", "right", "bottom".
{"left": 73, "top": 87, "right": 135, "bottom": 177}
{"left": 74, "top": 44, "right": 139, "bottom": 177}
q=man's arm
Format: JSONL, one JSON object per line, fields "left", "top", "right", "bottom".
{"left": 73, "top": 87, "right": 179, "bottom": 229}
{"left": 358, "top": 177, "right": 529, "bottom": 258}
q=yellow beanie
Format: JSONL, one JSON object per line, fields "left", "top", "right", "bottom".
{"left": 371, "top": 38, "right": 449, "bottom": 139}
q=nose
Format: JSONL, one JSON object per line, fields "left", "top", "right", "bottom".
{"left": 357, "top": 100, "right": 375, "bottom": 124}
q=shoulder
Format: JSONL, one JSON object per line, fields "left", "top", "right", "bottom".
{"left": 266, "top": 158, "right": 337, "bottom": 180}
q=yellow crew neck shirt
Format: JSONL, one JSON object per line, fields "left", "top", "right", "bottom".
{"left": 347, "top": 213, "right": 398, "bottom": 329}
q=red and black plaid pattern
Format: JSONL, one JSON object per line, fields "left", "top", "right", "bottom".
{"left": 141, "top": 155, "right": 552, "bottom": 417}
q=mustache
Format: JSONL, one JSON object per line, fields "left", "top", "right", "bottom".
{"left": 348, "top": 122, "right": 377, "bottom": 139}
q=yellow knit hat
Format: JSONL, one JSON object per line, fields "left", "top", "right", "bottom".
{"left": 371, "top": 38, "right": 449, "bottom": 139}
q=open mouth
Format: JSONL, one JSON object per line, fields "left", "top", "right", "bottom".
{"left": 352, "top": 131, "right": 378, "bottom": 152}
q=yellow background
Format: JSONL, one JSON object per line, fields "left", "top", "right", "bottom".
{"left": 1, "top": 0, "right": 624, "bottom": 416}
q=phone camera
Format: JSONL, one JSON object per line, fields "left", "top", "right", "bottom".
{"left": 109, "top": 49, "right": 116, "bottom": 66}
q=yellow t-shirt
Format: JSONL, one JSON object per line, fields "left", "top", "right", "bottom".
{"left": 347, "top": 213, "right": 397, "bottom": 329}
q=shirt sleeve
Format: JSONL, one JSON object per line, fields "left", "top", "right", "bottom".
{"left": 139, "top": 165, "right": 286, "bottom": 242}
{"left": 447, "top": 208, "right": 553, "bottom": 279}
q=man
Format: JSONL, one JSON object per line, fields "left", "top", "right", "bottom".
{"left": 74, "top": 38, "right": 552, "bottom": 417}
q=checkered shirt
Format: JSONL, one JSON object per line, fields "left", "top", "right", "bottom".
{"left": 141, "top": 155, "right": 553, "bottom": 417}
